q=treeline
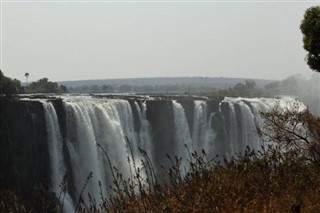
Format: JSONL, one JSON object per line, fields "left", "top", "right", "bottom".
{"left": 205, "top": 79, "right": 262, "bottom": 97}
{"left": 0, "top": 70, "right": 68, "bottom": 96}
{"left": 66, "top": 74, "right": 320, "bottom": 97}
{"left": 0, "top": 71, "right": 23, "bottom": 95}
{"left": 203, "top": 74, "right": 320, "bottom": 98}
{"left": 2, "top": 70, "right": 318, "bottom": 99}
{"left": 24, "top": 78, "right": 67, "bottom": 94}
{"left": 68, "top": 83, "right": 212, "bottom": 94}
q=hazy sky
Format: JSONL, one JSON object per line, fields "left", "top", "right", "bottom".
{"left": 1, "top": 0, "right": 319, "bottom": 82}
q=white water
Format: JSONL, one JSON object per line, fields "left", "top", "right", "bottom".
{"left": 42, "top": 101, "right": 74, "bottom": 212}
{"left": 134, "top": 101, "right": 153, "bottom": 154}
{"left": 191, "top": 101, "right": 207, "bottom": 151}
{"left": 38, "top": 96, "right": 301, "bottom": 212}
{"left": 172, "top": 100, "right": 193, "bottom": 173}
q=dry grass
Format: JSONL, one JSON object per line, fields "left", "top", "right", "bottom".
{"left": 103, "top": 148, "right": 320, "bottom": 213}
{"left": 2, "top": 146, "right": 320, "bottom": 212}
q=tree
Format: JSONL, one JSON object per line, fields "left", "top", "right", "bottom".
{"left": 118, "top": 84, "right": 132, "bottom": 93}
{"left": 300, "top": 6, "right": 320, "bottom": 72}
{"left": 0, "top": 70, "right": 22, "bottom": 96}
{"left": 24, "top": 73, "right": 30, "bottom": 85}
{"left": 244, "top": 80, "right": 256, "bottom": 89}
{"left": 102, "top": 85, "right": 114, "bottom": 93}
{"left": 25, "top": 77, "right": 67, "bottom": 93}
{"left": 258, "top": 101, "right": 320, "bottom": 162}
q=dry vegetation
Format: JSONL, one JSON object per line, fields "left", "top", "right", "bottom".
{"left": 96, "top": 148, "right": 320, "bottom": 213}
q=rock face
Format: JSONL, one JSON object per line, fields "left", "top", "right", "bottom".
{"left": 0, "top": 98, "right": 57, "bottom": 211}
{"left": 146, "top": 100, "right": 176, "bottom": 174}
{"left": 0, "top": 99, "right": 49, "bottom": 188}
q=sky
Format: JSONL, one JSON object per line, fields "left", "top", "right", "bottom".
{"left": 0, "top": 0, "right": 319, "bottom": 82}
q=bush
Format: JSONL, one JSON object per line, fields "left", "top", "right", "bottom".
{"left": 0, "top": 70, "right": 22, "bottom": 96}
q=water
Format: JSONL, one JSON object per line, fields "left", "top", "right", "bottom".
{"left": 39, "top": 95, "right": 300, "bottom": 211}
{"left": 42, "top": 101, "right": 75, "bottom": 212}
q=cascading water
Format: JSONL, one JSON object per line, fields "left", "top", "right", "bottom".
{"left": 134, "top": 101, "right": 153, "bottom": 155}
{"left": 172, "top": 100, "right": 193, "bottom": 172}
{"left": 42, "top": 101, "right": 75, "bottom": 212}
{"left": 192, "top": 101, "right": 217, "bottom": 156}
{"left": 37, "top": 95, "right": 301, "bottom": 211}
{"left": 64, "top": 101, "right": 107, "bottom": 206}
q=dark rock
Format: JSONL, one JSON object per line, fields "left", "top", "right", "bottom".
{"left": 0, "top": 98, "right": 53, "bottom": 211}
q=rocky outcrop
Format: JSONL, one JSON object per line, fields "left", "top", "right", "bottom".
{"left": 146, "top": 100, "right": 176, "bottom": 175}
{"left": 0, "top": 98, "right": 57, "bottom": 211}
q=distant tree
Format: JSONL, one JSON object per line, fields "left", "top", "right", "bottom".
{"left": 0, "top": 70, "right": 22, "bottom": 96}
{"left": 102, "top": 85, "right": 114, "bottom": 93}
{"left": 264, "top": 81, "right": 279, "bottom": 90}
{"left": 24, "top": 72, "right": 30, "bottom": 85}
{"left": 25, "top": 77, "right": 67, "bottom": 93}
{"left": 60, "top": 85, "right": 67, "bottom": 93}
{"left": 300, "top": 6, "right": 320, "bottom": 72}
{"left": 143, "top": 85, "right": 154, "bottom": 93}
{"left": 119, "top": 84, "right": 132, "bottom": 93}
{"left": 244, "top": 80, "right": 256, "bottom": 89}
{"left": 233, "top": 83, "right": 246, "bottom": 94}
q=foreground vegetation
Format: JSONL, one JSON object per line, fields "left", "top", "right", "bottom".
{"left": 102, "top": 150, "right": 320, "bottom": 213}
{"left": 3, "top": 149, "right": 320, "bottom": 212}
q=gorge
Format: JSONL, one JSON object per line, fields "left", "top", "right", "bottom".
{"left": 0, "top": 95, "right": 300, "bottom": 211}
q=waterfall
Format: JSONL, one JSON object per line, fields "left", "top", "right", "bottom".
{"left": 42, "top": 101, "right": 74, "bottom": 212}
{"left": 133, "top": 101, "right": 154, "bottom": 166}
{"left": 172, "top": 100, "right": 193, "bottom": 172}
{"left": 37, "top": 95, "right": 302, "bottom": 211}
{"left": 238, "top": 101, "right": 261, "bottom": 150}
{"left": 61, "top": 98, "right": 154, "bottom": 207}
{"left": 226, "top": 102, "right": 238, "bottom": 155}
{"left": 63, "top": 101, "right": 107, "bottom": 205}
{"left": 192, "top": 101, "right": 216, "bottom": 153}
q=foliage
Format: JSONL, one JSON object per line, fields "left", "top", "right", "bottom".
{"left": 24, "top": 78, "right": 68, "bottom": 93}
{"left": 202, "top": 74, "right": 320, "bottom": 107}
{"left": 0, "top": 70, "right": 23, "bottom": 96}
{"left": 202, "top": 79, "right": 263, "bottom": 97}
{"left": 79, "top": 147, "right": 320, "bottom": 213}
{"left": 0, "top": 188, "right": 27, "bottom": 212}
{"left": 68, "top": 83, "right": 211, "bottom": 94}
{"left": 258, "top": 100, "right": 320, "bottom": 162}
{"left": 2, "top": 147, "right": 320, "bottom": 212}
{"left": 300, "top": 6, "right": 320, "bottom": 72}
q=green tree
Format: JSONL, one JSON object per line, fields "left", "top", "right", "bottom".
{"left": 25, "top": 77, "right": 67, "bottom": 93}
{"left": 0, "top": 70, "right": 22, "bottom": 96}
{"left": 118, "top": 84, "right": 132, "bottom": 93}
{"left": 300, "top": 6, "right": 320, "bottom": 72}
{"left": 244, "top": 80, "right": 256, "bottom": 89}
{"left": 102, "top": 85, "right": 114, "bottom": 93}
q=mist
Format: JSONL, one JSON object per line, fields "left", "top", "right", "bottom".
{"left": 268, "top": 73, "right": 320, "bottom": 115}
